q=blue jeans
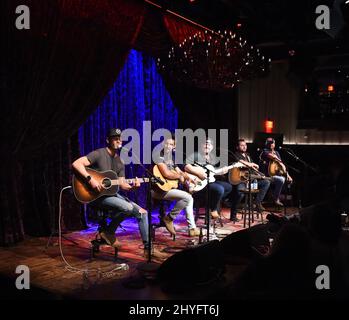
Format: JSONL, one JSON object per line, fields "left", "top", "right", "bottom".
{"left": 230, "top": 179, "right": 271, "bottom": 217}
{"left": 94, "top": 194, "right": 149, "bottom": 247}
{"left": 271, "top": 175, "right": 285, "bottom": 201}
{"left": 196, "top": 180, "right": 232, "bottom": 211}
{"left": 152, "top": 189, "right": 196, "bottom": 229}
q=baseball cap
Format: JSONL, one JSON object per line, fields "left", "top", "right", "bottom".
{"left": 107, "top": 128, "right": 122, "bottom": 138}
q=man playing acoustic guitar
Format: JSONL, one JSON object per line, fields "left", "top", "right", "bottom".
{"left": 230, "top": 139, "right": 271, "bottom": 221}
{"left": 184, "top": 138, "right": 232, "bottom": 219}
{"left": 152, "top": 134, "right": 200, "bottom": 237}
{"left": 72, "top": 128, "right": 162, "bottom": 259}
{"left": 259, "top": 137, "right": 293, "bottom": 207}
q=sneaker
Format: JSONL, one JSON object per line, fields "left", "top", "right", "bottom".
{"left": 211, "top": 210, "right": 219, "bottom": 219}
{"left": 274, "top": 200, "right": 284, "bottom": 207}
{"left": 188, "top": 228, "right": 200, "bottom": 237}
{"left": 162, "top": 215, "right": 176, "bottom": 235}
{"left": 99, "top": 232, "right": 121, "bottom": 248}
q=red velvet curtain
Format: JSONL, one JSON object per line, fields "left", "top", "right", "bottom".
{"left": 1, "top": 0, "right": 231, "bottom": 246}
{"left": 1, "top": 0, "right": 145, "bottom": 245}
{"left": 163, "top": 12, "right": 207, "bottom": 45}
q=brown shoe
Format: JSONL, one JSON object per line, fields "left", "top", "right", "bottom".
{"left": 211, "top": 210, "right": 219, "bottom": 219}
{"left": 162, "top": 215, "right": 176, "bottom": 235}
{"left": 99, "top": 232, "right": 121, "bottom": 248}
{"left": 256, "top": 203, "right": 266, "bottom": 212}
{"left": 144, "top": 247, "right": 167, "bottom": 260}
{"left": 188, "top": 228, "right": 200, "bottom": 237}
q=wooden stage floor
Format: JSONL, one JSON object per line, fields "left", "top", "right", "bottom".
{"left": 0, "top": 207, "right": 298, "bottom": 300}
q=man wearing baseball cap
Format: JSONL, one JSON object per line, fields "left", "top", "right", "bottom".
{"left": 259, "top": 137, "right": 293, "bottom": 207}
{"left": 72, "top": 128, "right": 163, "bottom": 259}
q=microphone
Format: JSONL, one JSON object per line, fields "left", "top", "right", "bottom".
{"left": 279, "top": 146, "right": 293, "bottom": 150}
{"left": 278, "top": 146, "right": 292, "bottom": 152}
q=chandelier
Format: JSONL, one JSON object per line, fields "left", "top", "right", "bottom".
{"left": 157, "top": 30, "right": 270, "bottom": 90}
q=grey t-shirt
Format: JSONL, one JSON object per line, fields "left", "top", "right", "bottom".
{"left": 154, "top": 151, "right": 175, "bottom": 170}
{"left": 185, "top": 152, "right": 218, "bottom": 167}
{"left": 86, "top": 148, "right": 125, "bottom": 177}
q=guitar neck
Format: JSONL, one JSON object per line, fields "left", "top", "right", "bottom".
{"left": 110, "top": 178, "right": 150, "bottom": 186}
{"left": 214, "top": 164, "right": 236, "bottom": 175}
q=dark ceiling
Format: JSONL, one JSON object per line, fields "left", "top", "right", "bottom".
{"left": 152, "top": 0, "right": 349, "bottom": 61}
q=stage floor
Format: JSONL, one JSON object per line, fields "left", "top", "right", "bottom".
{"left": 0, "top": 207, "right": 298, "bottom": 300}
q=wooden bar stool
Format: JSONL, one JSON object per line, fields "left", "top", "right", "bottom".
{"left": 88, "top": 206, "right": 124, "bottom": 262}
{"left": 240, "top": 189, "right": 262, "bottom": 228}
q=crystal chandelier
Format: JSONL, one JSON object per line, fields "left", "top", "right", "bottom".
{"left": 157, "top": 30, "right": 270, "bottom": 90}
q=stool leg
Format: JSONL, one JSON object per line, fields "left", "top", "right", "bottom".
{"left": 90, "top": 240, "right": 100, "bottom": 260}
{"left": 151, "top": 226, "right": 156, "bottom": 242}
{"left": 219, "top": 216, "right": 224, "bottom": 228}
{"left": 114, "top": 248, "right": 118, "bottom": 262}
{"left": 90, "top": 246, "right": 94, "bottom": 260}
{"left": 243, "top": 197, "right": 247, "bottom": 228}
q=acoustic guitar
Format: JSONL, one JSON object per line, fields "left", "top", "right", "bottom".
{"left": 152, "top": 164, "right": 207, "bottom": 193}
{"left": 268, "top": 158, "right": 287, "bottom": 176}
{"left": 186, "top": 163, "right": 237, "bottom": 193}
{"left": 229, "top": 162, "right": 271, "bottom": 185}
{"left": 72, "top": 167, "right": 149, "bottom": 203}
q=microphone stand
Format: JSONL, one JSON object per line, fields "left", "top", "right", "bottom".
{"left": 246, "top": 168, "right": 253, "bottom": 228}
{"left": 193, "top": 161, "right": 215, "bottom": 242}
{"left": 283, "top": 163, "right": 290, "bottom": 216}
{"left": 218, "top": 147, "right": 267, "bottom": 225}
{"left": 226, "top": 149, "right": 254, "bottom": 227}
{"left": 138, "top": 168, "right": 165, "bottom": 272}
{"left": 120, "top": 148, "right": 164, "bottom": 272}
{"left": 281, "top": 147, "right": 316, "bottom": 209}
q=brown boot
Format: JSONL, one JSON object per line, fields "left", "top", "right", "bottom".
{"left": 99, "top": 232, "right": 121, "bottom": 248}
{"left": 188, "top": 228, "right": 200, "bottom": 237}
{"left": 162, "top": 215, "right": 176, "bottom": 235}
{"left": 144, "top": 247, "right": 167, "bottom": 260}
{"left": 211, "top": 210, "right": 219, "bottom": 219}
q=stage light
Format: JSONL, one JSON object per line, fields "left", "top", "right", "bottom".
{"left": 327, "top": 85, "right": 334, "bottom": 92}
{"left": 264, "top": 119, "right": 274, "bottom": 133}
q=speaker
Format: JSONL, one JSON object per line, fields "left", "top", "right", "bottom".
{"left": 220, "top": 223, "right": 272, "bottom": 259}
{"left": 157, "top": 240, "right": 224, "bottom": 293}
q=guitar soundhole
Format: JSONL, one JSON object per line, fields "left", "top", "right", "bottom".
{"left": 102, "top": 178, "right": 112, "bottom": 189}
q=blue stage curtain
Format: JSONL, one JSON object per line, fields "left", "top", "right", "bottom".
{"left": 78, "top": 49, "right": 178, "bottom": 207}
